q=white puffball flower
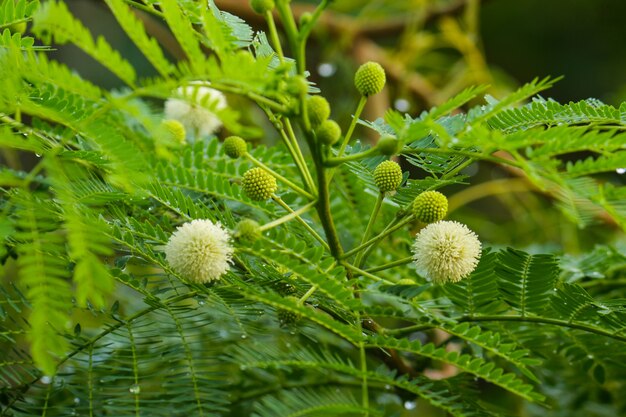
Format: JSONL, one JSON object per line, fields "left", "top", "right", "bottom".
{"left": 412, "top": 220, "right": 481, "bottom": 284}
{"left": 164, "top": 219, "right": 234, "bottom": 283}
{"left": 164, "top": 83, "right": 227, "bottom": 140}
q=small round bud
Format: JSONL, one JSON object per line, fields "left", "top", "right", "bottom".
{"left": 287, "top": 75, "right": 309, "bottom": 97}
{"left": 354, "top": 61, "right": 386, "bottom": 97}
{"left": 299, "top": 12, "right": 313, "bottom": 27}
{"left": 307, "top": 95, "right": 330, "bottom": 128}
{"left": 277, "top": 296, "right": 301, "bottom": 327}
{"left": 9, "top": 22, "right": 27, "bottom": 34}
{"left": 376, "top": 135, "right": 402, "bottom": 155}
{"left": 234, "top": 219, "right": 261, "bottom": 242}
{"left": 162, "top": 119, "right": 186, "bottom": 144}
{"left": 412, "top": 191, "right": 448, "bottom": 223}
{"left": 373, "top": 160, "right": 403, "bottom": 192}
{"left": 242, "top": 167, "right": 277, "bottom": 201}
{"left": 250, "top": 0, "right": 274, "bottom": 14}
{"left": 273, "top": 280, "right": 296, "bottom": 296}
{"left": 397, "top": 278, "right": 416, "bottom": 285}
{"left": 315, "top": 120, "right": 342, "bottom": 146}
{"left": 223, "top": 136, "right": 248, "bottom": 158}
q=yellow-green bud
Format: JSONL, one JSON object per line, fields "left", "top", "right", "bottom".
{"left": 162, "top": 119, "right": 186, "bottom": 144}
{"left": 397, "top": 278, "right": 416, "bottom": 285}
{"left": 9, "top": 22, "right": 27, "bottom": 34}
{"left": 234, "top": 219, "right": 261, "bottom": 242}
{"left": 287, "top": 75, "right": 309, "bottom": 97}
{"left": 250, "top": 0, "right": 274, "bottom": 14}
{"left": 299, "top": 12, "right": 313, "bottom": 27}
{"left": 307, "top": 95, "right": 330, "bottom": 128}
{"left": 277, "top": 296, "right": 300, "bottom": 327}
{"left": 373, "top": 160, "right": 403, "bottom": 192}
{"left": 242, "top": 167, "right": 277, "bottom": 201}
{"left": 376, "top": 135, "right": 402, "bottom": 155}
{"left": 273, "top": 280, "right": 296, "bottom": 296}
{"left": 412, "top": 191, "right": 448, "bottom": 223}
{"left": 223, "top": 136, "right": 247, "bottom": 158}
{"left": 315, "top": 120, "right": 341, "bottom": 145}
{"left": 354, "top": 61, "right": 386, "bottom": 97}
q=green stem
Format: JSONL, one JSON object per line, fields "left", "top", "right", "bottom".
{"left": 264, "top": 10, "right": 285, "bottom": 63}
{"left": 366, "top": 256, "right": 413, "bottom": 274}
{"left": 298, "top": 285, "right": 318, "bottom": 304}
{"left": 275, "top": 0, "right": 302, "bottom": 73}
{"left": 311, "top": 144, "right": 344, "bottom": 258}
{"left": 272, "top": 195, "right": 330, "bottom": 251}
{"left": 341, "top": 262, "right": 394, "bottom": 284}
{"left": 337, "top": 96, "right": 368, "bottom": 158}
{"left": 357, "top": 312, "right": 370, "bottom": 416}
{"left": 260, "top": 200, "right": 317, "bottom": 231}
{"left": 354, "top": 193, "right": 384, "bottom": 268}
{"left": 246, "top": 153, "right": 315, "bottom": 199}
{"left": 385, "top": 315, "right": 626, "bottom": 343}
{"left": 325, "top": 147, "right": 379, "bottom": 167}
{"left": 284, "top": 118, "right": 317, "bottom": 192}
{"left": 401, "top": 147, "right": 522, "bottom": 168}
{"left": 298, "top": 0, "right": 330, "bottom": 41}
{"left": 342, "top": 215, "right": 414, "bottom": 260}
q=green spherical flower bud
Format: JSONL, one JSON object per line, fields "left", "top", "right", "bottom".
{"left": 412, "top": 191, "right": 448, "bottom": 223}
{"left": 287, "top": 75, "right": 309, "bottom": 97}
{"left": 307, "top": 95, "right": 331, "bottom": 128}
{"left": 299, "top": 12, "right": 313, "bottom": 27}
{"left": 373, "top": 160, "right": 403, "bottom": 192}
{"left": 250, "top": 0, "right": 274, "bottom": 14}
{"left": 223, "top": 136, "right": 248, "bottom": 158}
{"left": 376, "top": 135, "right": 402, "bottom": 156}
{"left": 242, "top": 167, "right": 277, "bottom": 201}
{"left": 354, "top": 61, "right": 386, "bottom": 97}
{"left": 162, "top": 119, "right": 186, "bottom": 144}
{"left": 234, "top": 219, "right": 261, "bottom": 242}
{"left": 315, "top": 120, "right": 342, "bottom": 145}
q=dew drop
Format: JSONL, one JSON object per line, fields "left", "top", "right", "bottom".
{"left": 40, "top": 376, "right": 52, "bottom": 385}
{"left": 240, "top": 334, "right": 248, "bottom": 339}
{"left": 73, "top": 397, "right": 81, "bottom": 405}
{"left": 616, "top": 168, "right": 626, "bottom": 175}
{"left": 129, "top": 384, "right": 141, "bottom": 395}
{"left": 404, "top": 400, "right": 417, "bottom": 410}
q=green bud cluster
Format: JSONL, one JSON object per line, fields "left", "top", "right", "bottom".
{"left": 242, "top": 168, "right": 277, "bottom": 201}
{"left": 373, "top": 160, "right": 403, "bottom": 192}
{"left": 277, "top": 296, "right": 301, "bottom": 326}
{"left": 354, "top": 61, "right": 386, "bottom": 97}
{"left": 412, "top": 191, "right": 448, "bottom": 223}
{"left": 223, "top": 136, "right": 248, "bottom": 159}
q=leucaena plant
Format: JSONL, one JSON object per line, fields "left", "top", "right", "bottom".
{"left": 1, "top": 1, "right": 626, "bottom": 416}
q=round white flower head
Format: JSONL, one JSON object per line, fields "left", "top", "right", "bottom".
{"left": 164, "top": 219, "right": 233, "bottom": 283}
{"left": 164, "top": 83, "right": 227, "bottom": 140}
{"left": 412, "top": 220, "right": 481, "bottom": 284}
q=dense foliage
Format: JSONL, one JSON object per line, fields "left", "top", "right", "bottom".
{"left": 1, "top": 1, "right": 625, "bottom": 416}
